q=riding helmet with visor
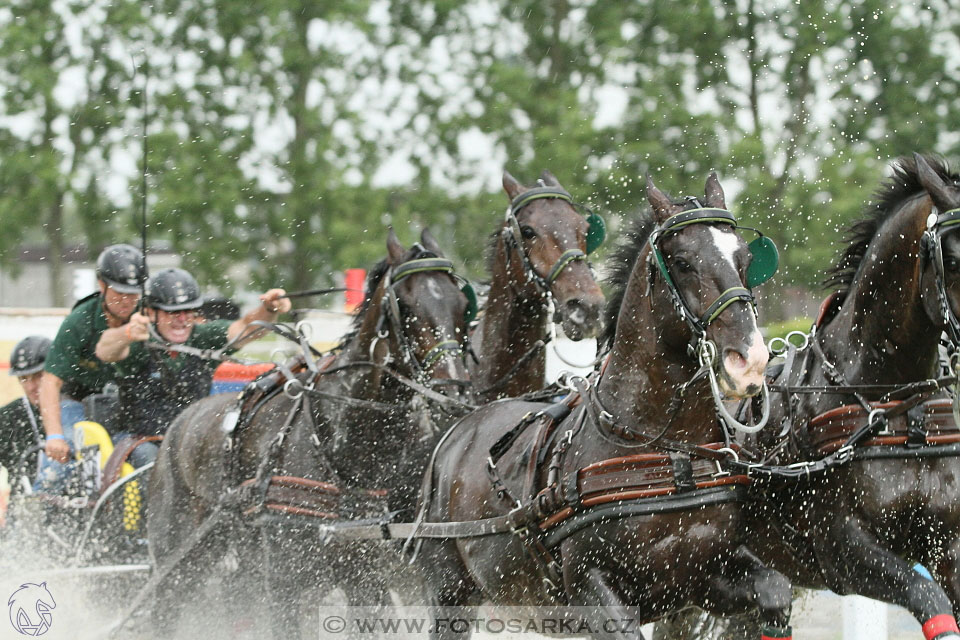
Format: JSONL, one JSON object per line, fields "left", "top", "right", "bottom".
{"left": 9, "top": 335, "right": 51, "bottom": 377}
{"left": 96, "top": 244, "right": 146, "bottom": 294}
{"left": 145, "top": 268, "right": 203, "bottom": 312}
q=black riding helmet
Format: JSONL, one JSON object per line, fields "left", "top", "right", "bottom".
{"left": 96, "top": 244, "right": 146, "bottom": 294}
{"left": 9, "top": 335, "right": 51, "bottom": 377}
{"left": 145, "top": 268, "right": 203, "bottom": 312}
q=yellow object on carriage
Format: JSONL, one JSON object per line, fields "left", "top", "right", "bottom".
{"left": 73, "top": 420, "right": 143, "bottom": 531}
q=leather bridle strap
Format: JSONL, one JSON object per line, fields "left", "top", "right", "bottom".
{"left": 657, "top": 208, "right": 737, "bottom": 234}
{"left": 379, "top": 255, "right": 468, "bottom": 381}
{"left": 391, "top": 257, "right": 455, "bottom": 283}
{"left": 547, "top": 249, "right": 586, "bottom": 284}
{"left": 922, "top": 207, "right": 960, "bottom": 348}
{"left": 504, "top": 187, "right": 589, "bottom": 294}
{"left": 701, "top": 287, "right": 755, "bottom": 327}
{"left": 648, "top": 208, "right": 756, "bottom": 342}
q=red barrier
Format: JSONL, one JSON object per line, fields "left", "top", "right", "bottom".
{"left": 213, "top": 362, "right": 274, "bottom": 382}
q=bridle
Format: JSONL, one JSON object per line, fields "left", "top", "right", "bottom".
{"left": 920, "top": 206, "right": 960, "bottom": 422}
{"left": 501, "top": 185, "right": 605, "bottom": 301}
{"left": 375, "top": 248, "right": 473, "bottom": 386}
{"left": 647, "top": 203, "right": 778, "bottom": 434}
{"left": 922, "top": 207, "right": 960, "bottom": 354}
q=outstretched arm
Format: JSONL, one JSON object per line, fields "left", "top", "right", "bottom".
{"left": 226, "top": 289, "right": 292, "bottom": 348}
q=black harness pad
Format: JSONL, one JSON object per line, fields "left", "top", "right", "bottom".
{"left": 669, "top": 452, "right": 697, "bottom": 493}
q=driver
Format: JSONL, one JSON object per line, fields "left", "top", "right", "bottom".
{"left": 95, "top": 267, "right": 291, "bottom": 467}
{"left": 37, "top": 244, "right": 145, "bottom": 491}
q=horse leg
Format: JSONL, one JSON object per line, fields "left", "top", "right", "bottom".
{"left": 418, "top": 540, "right": 477, "bottom": 640}
{"left": 150, "top": 528, "right": 226, "bottom": 637}
{"left": 566, "top": 566, "right": 646, "bottom": 640}
{"left": 935, "top": 536, "right": 960, "bottom": 622}
{"left": 816, "top": 517, "right": 960, "bottom": 640}
{"left": 259, "top": 529, "right": 308, "bottom": 640}
{"left": 695, "top": 546, "right": 792, "bottom": 639}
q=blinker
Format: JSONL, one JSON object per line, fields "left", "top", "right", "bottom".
{"left": 585, "top": 211, "right": 606, "bottom": 254}
{"left": 461, "top": 282, "right": 478, "bottom": 323}
{"left": 746, "top": 235, "right": 779, "bottom": 288}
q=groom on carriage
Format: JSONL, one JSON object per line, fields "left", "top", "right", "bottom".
{"left": 37, "top": 244, "right": 147, "bottom": 492}
{"left": 94, "top": 267, "right": 291, "bottom": 468}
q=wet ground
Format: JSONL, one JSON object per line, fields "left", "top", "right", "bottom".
{"left": 0, "top": 560, "right": 926, "bottom": 640}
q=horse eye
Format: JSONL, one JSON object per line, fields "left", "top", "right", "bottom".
{"left": 673, "top": 258, "right": 694, "bottom": 273}
{"left": 947, "top": 258, "right": 960, "bottom": 273}
{"left": 520, "top": 225, "right": 537, "bottom": 240}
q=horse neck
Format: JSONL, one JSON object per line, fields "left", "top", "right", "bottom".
{"left": 596, "top": 252, "right": 722, "bottom": 444}
{"left": 471, "top": 235, "right": 549, "bottom": 398}
{"left": 819, "top": 196, "right": 940, "bottom": 386}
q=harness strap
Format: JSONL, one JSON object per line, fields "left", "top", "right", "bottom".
{"left": 546, "top": 250, "right": 586, "bottom": 283}
{"left": 700, "top": 287, "right": 754, "bottom": 326}
{"left": 391, "top": 258, "right": 455, "bottom": 284}
{"left": 509, "top": 187, "right": 574, "bottom": 213}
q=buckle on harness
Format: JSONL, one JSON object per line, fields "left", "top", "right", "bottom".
{"left": 868, "top": 408, "right": 891, "bottom": 435}
{"left": 835, "top": 445, "right": 854, "bottom": 464}
{"left": 508, "top": 503, "right": 528, "bottom": 535}
{"left": 786, "top": 461, "right": 813, "bottom": 481}
{"left": 746, "top": 463, "right": 770, "bottom": 478}
{"left": 711, "top": 447, "right": 739, "bottom": 478}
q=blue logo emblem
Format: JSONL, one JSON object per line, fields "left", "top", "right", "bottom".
{"left": 7, "top": 582, "right": 56, "bottom": 636}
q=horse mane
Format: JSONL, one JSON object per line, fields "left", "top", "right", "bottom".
{"left": 484, "top": 228, "right": 502, "bottom": 277}
{"left": 824, "top": 155, "right": 959, "bottom": 293}
{"left": 599, "top": 208, "right": 658, "bottom": 351}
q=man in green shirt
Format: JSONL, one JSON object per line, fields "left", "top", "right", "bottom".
{"left": 95, "top": 267, "right": 290, "bottom": 467}
{"left": 0, "top": 336, "right": 50, "bottom": 486}
{"left": 38, "top": 244, "right": 146, "bottom": 490}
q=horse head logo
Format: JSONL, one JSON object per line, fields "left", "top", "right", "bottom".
{"left": 7, "top": 582, "right": 56, "bottom": 636}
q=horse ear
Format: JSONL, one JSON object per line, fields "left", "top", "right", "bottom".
{"left": 503, "top": 170, "right": 523, "bottom": 200}
{"left": 386, "top": 227, "right": 406, "bottom": 265}
{"left": 539, "top": 169, "right": 561, "bottom": 187}
{"left": 915, "top": 153, "right": 955, "bottom": 211}
{"left": 646, "top": 175, "right": 674, "bottom": 223}
{"left": 704, "top": 171, "right": 726, "bottom": 209}
{"left": 420, "top": 228, "right": 443, "bottom": 256}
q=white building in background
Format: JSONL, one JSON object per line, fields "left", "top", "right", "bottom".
{"left": 0, "top": 245, "right": 181, "bottom": 309}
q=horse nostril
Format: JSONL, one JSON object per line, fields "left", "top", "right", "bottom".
{"left": 564, "top": 299, "right": 600, "bottom": 325}
{"left": 724, "top": 348, "right": 748, "bottom": 371}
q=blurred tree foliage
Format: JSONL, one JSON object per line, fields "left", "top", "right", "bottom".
{"left": 0, "top": 0, "right": 143, "bottom": 303}
{"left": 0, "top": 0, "right": 958, "bottom": 308}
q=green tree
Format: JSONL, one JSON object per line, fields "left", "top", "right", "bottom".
{"left": 0, "top": 0, "right": 140, "bottom": 303}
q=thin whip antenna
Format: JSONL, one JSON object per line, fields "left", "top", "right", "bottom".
{"left": 132, "top": 54, "right": 149, "bottom": 300}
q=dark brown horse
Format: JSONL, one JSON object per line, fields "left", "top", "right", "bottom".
{"left": 416, "top": 173, "right": 791, "bottom": 639}
{"left": 730, "top": 154, "right": 960, "bottom": 640}
{"left": 145, "top": 229, "right": 473, "bottom": 638}
{"left": 470, "top": 170, "right": 605, "bottom": 401}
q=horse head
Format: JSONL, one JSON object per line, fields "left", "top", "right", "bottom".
{"left": 499, "top": 170, "right": 605, "bottom": 340}
{"left": 369, "top": 227, "right": 471, "bottom": 395}
{"left": 915, "top": 154, "right": 960, "bottom": 354}
{"left": 645, "top": 172, "right": 769, "bottom": 399}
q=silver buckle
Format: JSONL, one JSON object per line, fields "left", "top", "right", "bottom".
{"left": 836, "top": 445, "right": 854, "bottom": 464}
